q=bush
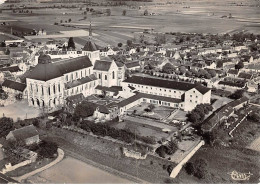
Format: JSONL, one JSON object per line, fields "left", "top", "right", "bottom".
{"left": 185, "top": 162, "right": 195, "bottom": 175}
{"left": 37, "top": 140, "right": 58, "bottom": 159}
{"left": 193, "top": 158, "right": 208, "bottom": 179}
{"left": 166, "top": 140, "right": 178, "bottom": 155}
{"left": 155, "top": 145, "right": 167, "bottom": 158}
{"left": 73, "top": 101, "right": 96, "bottom": 118}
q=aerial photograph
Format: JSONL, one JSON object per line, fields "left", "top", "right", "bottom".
{"left": 0, "top": 0, "right": 259, "bottom": 184}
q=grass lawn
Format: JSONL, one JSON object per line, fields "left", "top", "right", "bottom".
{"left": 187, "top": 146, "right": 260, "bottom": 184}
{"left": 6, "top": 157, "right": 56, "bottom": 178}
{"left": 128, "top": 103, "right": 174, "bottom": 120}
{"left": 112, "top": 120, "right": 169, "bottom": 142}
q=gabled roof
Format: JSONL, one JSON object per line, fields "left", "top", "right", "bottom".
{"left": 194, "top": 85, "right": 211, "bottom": 94}
{"left": 125, "top": 61, "right": 140, "bottom": 68}
{"left": 227, "top": 69, "right": 239, "bottom": 75}
{"left": 26, "top": 56, "right": 92, "bottom": 81}
{"left": 227, "top": 96, "right": 249, "bottom": 108}
{"left": 93, "top": 60, "right": 112, "bottom": 71}
{"left": 0, "top": 66, "right": 22, "bottom": 73}
{"left": 65, "top": 74, "right": 96, "bottom": 89}
{"left": 95, "top": 85, "right": 122, "bottom": 93}
{"left": 9, "top": 125, "right": 38, "bottom": 141}
{"left": 2, "top": 79, "right": 26, "bottom": 92}
{"left": 238, "top": 72, "right": 253, "bottom": 80}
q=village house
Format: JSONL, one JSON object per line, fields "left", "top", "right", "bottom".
{"left": 125, "top": 61, "right": 141, "bottom": 71}
{"left": 6, "top": 125, "right": 40, "bottom": 146}
{"left": 2, "top": 79, "right": 27, "bottom": 98}
{"left": 227, "top": 69, "right": 239, "bottom": 78}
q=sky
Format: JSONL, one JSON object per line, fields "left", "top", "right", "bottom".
{"left": 0, "top": 0, "right": 6, "bottom": 5}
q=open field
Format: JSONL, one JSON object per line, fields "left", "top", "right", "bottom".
{"left": 0, "top": 0, "right": 259, "bottom": 47}
{"left": 187, "top": 146, "right": 260, "bottom": 184}
{"left": 0, "top": 33, "right": 15, "bottom": 41}
{"left": 27, "top": 156, "right": 132, "bottom": 184}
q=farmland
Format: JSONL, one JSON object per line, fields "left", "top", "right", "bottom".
{"left": 0, "top": 0, "right": 259, "bottom": 47}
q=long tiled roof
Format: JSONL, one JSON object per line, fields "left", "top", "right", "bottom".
{"left": 2, "top": 79, "right": 26, "bottom": 92}
{"left": 65, "top": 74, "right": 96, "bottom": 89}
{"left": 0, "top": 66, "right": 21, "bottom": 73}
{"left": 123, "top": 76, "right": 210, "bottom": 94}
{"left": 26, "top": 56, "right": 92, "bottom": 81}
{"left": 10, "top": 125, "right": 38, "bottom": 141}
{"left": 125, "top": 61, "right": 140, "bottom": 68}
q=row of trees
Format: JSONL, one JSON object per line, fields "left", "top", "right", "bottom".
{"left": 185, "top": 158, "right": 209, "bottom": 179}
{"left": 161, "top": 63, "right": 217, "bottom": 79}
{"left": 155, "top": 139, "right": 178, "bottom": 158}
{"left": 187, "top": 104, "right": 213, "bottom": 125}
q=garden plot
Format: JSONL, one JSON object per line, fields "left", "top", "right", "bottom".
{"left": 128, "top": 103, "right": 174, "bottom": 121}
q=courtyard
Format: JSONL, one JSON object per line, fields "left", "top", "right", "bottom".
{"left": 0, "top": 100, "right": 41, "bottom": 122}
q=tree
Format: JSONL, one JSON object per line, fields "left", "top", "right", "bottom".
{"left": 122, "top": 10, "right": 126, "bottom": 16}
{"left": 155, "top": 145, "right": 167, "bottom": 158}
{"left": 67, "top": 37, "right": 76, "bottom": 49}
{"left": 106, "top": 9, "right": 111, "bottom": 16}
{"left": 73, "top": 101, "right": 96, "bottom": 118}
{"left": 144, "top": 9, "right": 148, "bottom": 16}
{"left": 179, "top": 66, "right": 187, "bottom": 75}
{"left": 3, "top": 140, "right": 26, "bottom": 164}
{"left": 216, "top": 61, "right": 223, "bottom": 68}
{"left": 208, "top": 69, "right": 216, "bottom": 77}
{"left": 186, "top": 71, "right": 192, "bottom": 77}
{"left": 166, "top": 140, "right": 178, "bottom": 155}
{"left": 0, "top": 42, "right": 6, "bottom": 47}
{"left": 118, "top": 43, "right": 123, "bottom": 47}
{"left": 37, "top": 140, "right": 58, "bottom": 159}
{"left": 247, "top": 112, "right": 260, "bottom": 122}
{"left": 162, "top": 63, "right": 175, "bottom": 74}
{"left": 235, "top": 61, "right": 244, "bottom": 70}
{"left": 193, "top": 159, "right": 208, "bottom": 179}
{"left": 60, "top": 20, "right": 63, "bottom": 23}
{"left": 187, "top": 112, "right": 200, "bottom": 124}
{"left": 229, "top": 89, "right": 244, "bottom": 99}
{"left": 0, "top": 117, "right": 13, "bottom": 138}
{"left": 126, "top": 40, "right": 132, "bottom": 47}
{"left": 185, "top": 162, "right": 195, "bottom": 175}
{"left": 68, "top": 18, "right": 72, "bottom": 22}
{"left": 148, "top": 104, "right": 155, "bottom": 111}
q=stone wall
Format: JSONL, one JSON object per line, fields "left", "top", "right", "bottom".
{"left": 1, "top": 160, "right": 32, "bottom": 174}
{"left": 122, "top": 148, "right": 147, "bottom": 160}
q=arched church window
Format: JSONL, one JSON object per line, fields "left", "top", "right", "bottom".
{"left": 105, "top": 75, "right": 107, "bottom": 80}
{"left": 48, "top": 87, "right": 51, "bottom": 95}
{"left": 112, "top": 71, "right": 115, "bottom": 79}
{"left": 53, "top": 85, "right": 56, "bottom": 94}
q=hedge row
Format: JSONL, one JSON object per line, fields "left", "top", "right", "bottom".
{"left": 80, "top": 120, "right": 156, "bottom": 145}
